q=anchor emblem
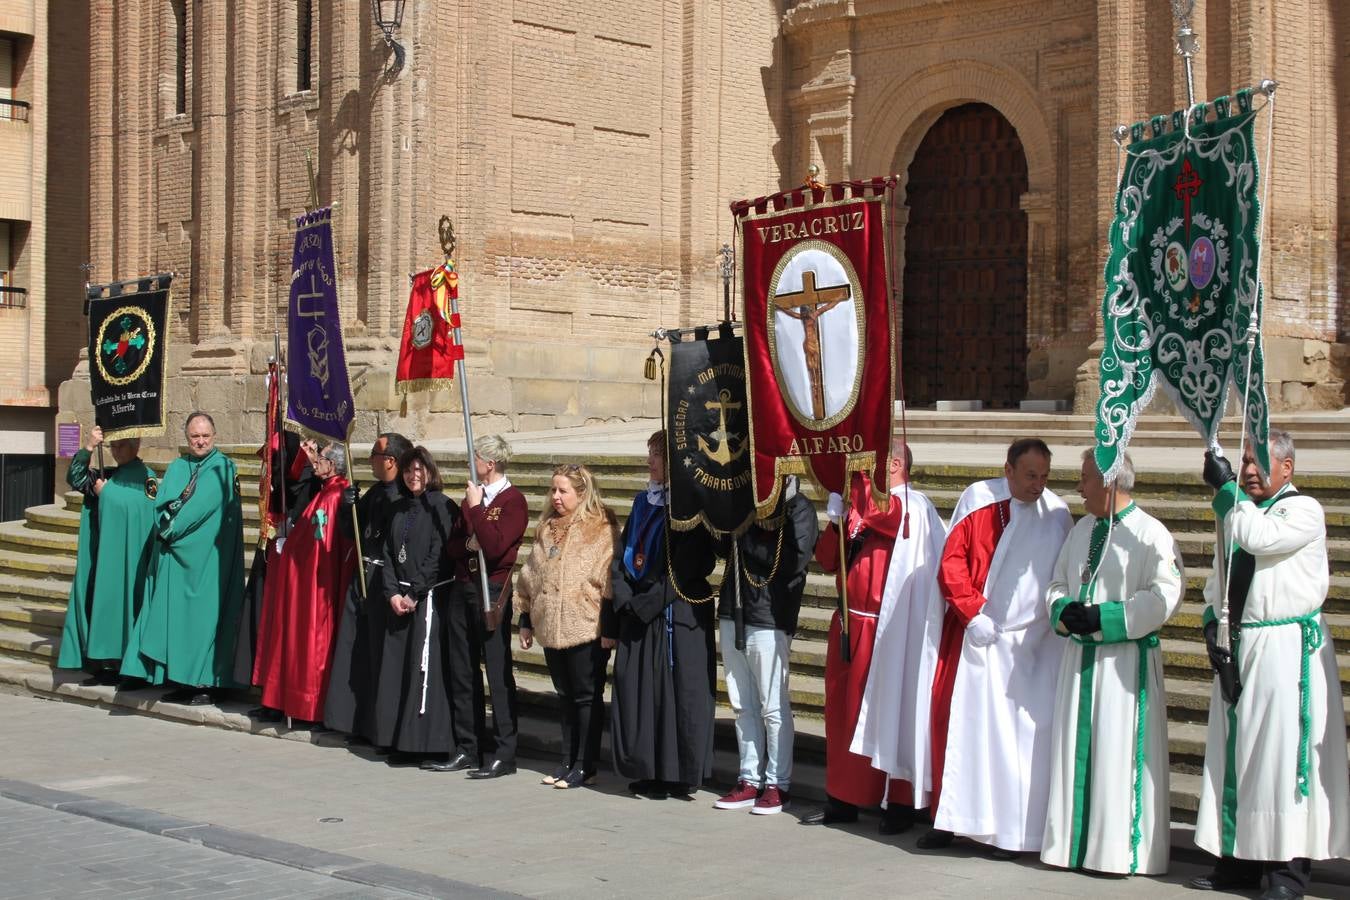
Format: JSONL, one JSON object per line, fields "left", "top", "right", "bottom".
{"left": 697, "top": 389, "right": 746, "bottom": 466}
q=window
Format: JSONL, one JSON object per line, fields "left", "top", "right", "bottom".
{"left": 297, "top": 0, "right": 313, "bottom": 91}
{"left": 0, "top": 222, "right": 10, "bottom": 287}
{"left": 172, "top": 0, "right": 187, "bottom": 114}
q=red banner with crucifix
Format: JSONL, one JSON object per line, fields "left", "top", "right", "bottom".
{"left": 732, "top": 177, "right": 897, "bottom": 516}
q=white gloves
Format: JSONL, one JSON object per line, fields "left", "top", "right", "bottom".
{"left": 966, "top": 613, "right": 998, "bottom": 647}
{"left": 826, "top": 492, "right": 845, "bottom": 522}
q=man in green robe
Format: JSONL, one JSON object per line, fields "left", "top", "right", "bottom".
{"left": 121, "top": 411, "right": 246, "bottom": 705}
{"left": 56, "top": 425, "right": 158, "bottom": 684}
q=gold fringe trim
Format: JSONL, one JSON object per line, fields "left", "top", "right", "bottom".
{"left": 395, "top": 377, "right": 457, "bottom": 396}
{"left": 101, "top": 423, "right": 167, "bottom": 441}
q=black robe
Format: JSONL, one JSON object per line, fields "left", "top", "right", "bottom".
{"left": 368, "top": 489, "right": 457, "bottom": 753}
{"left": 608, "top": 497, "right": 718, "bottom": 787}
{"left": 233, "top": 433, "right": 318, "bottom": 685}
{"left": 323, "top": 478, "right": 401, "bottom": 735}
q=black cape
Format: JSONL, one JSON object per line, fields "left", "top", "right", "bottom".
{"left": 367, "top": 489, "right": 457, "bottom": 753}
{"left": 608, "top": 497, "right": 718, "bottom": 786}
{"left": 233, "top": 432, "right": 318, "bottom": 685}
{"left": 323, "top": 478, "right": 401, "bottom": 735}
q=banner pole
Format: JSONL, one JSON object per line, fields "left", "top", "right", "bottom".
{"left": 837, "top": 493, "right": 852, "bottom": 663}
{"left": 450, "top": 287, "right": 492, "bottom": 613}
{"left": 344, "top": 438, "right": 367, "bottom": 600}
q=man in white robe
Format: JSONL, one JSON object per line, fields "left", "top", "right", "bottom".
{"left": 1041, "top": 450, "right": 1183, "bottom": 875}
{"left": 921, "top": 438, "right": 1073, "bottom": 856}
{"left": 849, "top": 477, "right": 948, "bottom": 821}
{"left": 1191, "top": 430, "right": 1349, "bottom": 900}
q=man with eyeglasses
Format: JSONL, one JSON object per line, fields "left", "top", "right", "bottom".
{"left": 436, "top": 434, "right": 528, "bottom": 778}
{"left": 326, "top": 432, "right": 413, "bottom": 737}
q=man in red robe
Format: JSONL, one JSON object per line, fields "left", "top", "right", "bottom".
{"left": 918, "top": 437, "right": 1070, "bottom": 853}
{"left": 803, "top": 441, "right": 913, "bottom": 833}
{"left": 251, "top": 443, "right": 355, "bottom": 724}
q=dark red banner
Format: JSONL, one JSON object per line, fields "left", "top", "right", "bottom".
{"left": 733, "top": 179, "right": 896, "bottom": 515}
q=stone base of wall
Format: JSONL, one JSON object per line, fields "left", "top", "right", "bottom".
{"left": 1070, "top": 335, "right": 1349, "bottom": 416}
{"left": 55, "top": 336, "right": 664, "bottom": 452}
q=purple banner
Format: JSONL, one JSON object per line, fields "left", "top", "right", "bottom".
{"left": 286, "top": 208, "right": 355, "bottom": 442}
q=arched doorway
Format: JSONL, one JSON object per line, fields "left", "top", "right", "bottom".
{"left": 901, "top": 103, "right": 1029, "bottom": 408}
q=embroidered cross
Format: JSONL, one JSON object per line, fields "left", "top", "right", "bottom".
{"left": 1173, "top": 158, "right": 1202, "bottom": 244}
{"left": 313, "top": 508, "right": 328, "bottom": 541}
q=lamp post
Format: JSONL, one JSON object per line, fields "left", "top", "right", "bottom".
{"left": 372, "top": 0, "right": 407, "bottom": 75}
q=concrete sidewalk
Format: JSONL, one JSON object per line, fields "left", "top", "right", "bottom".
{"left": 1, "top": 688, "right": 1345, "bottom": 899}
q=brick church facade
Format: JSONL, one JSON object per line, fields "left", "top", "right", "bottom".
{"left": 37, "top": 1, "right": 1350, "bottom": 445}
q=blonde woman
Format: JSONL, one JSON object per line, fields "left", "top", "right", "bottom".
{"left": 515, "top": 464, "right": 619, "bottom": 789}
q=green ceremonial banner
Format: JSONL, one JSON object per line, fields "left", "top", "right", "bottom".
{"left": 1095, "top": 89, "right": 1270, "bottom": 481}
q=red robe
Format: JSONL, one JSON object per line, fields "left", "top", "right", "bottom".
{"left": 814, "top": 473, "right": 907, "bottom": 808}
{"left": 253, "top": 475, "right": 354, "bottom": 721}
{"left": 928, "top": 499, "right": 1007, "bottom": 813}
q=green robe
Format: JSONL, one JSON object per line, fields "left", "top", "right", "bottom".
{"left": 121, "top": 448, "right": 246, "bottom": 687}
{"left": 56, "top": 449, "right": 158, "bottom": 670}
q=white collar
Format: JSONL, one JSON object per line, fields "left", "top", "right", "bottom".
{"left": 645, "top": 481, "right": 667, "bottom": 507}
{"left": 482, "top": 477, "right": 511, "bottom": 504}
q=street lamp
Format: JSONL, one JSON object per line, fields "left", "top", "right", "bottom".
{"left": 372, "top": 0, "right": 407, "bottom": 74}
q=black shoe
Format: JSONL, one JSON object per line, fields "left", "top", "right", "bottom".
{"left": 1259, "top": 888, "right": 1300, "bottom": 900}
{"left": 628, "top": 780, "right": 667, "bottom": 800}
{"left": 801, "top": 799, "right": 858, "bottom": 826}
{"left": 628, "top": 780, "right": 653, "bottom": 795}
{"left": 1187, "top": 870, "right": 1262, "bottom": 892}
{"left": 916, "top": 827, "right": 954, "bottom": 850}
{"left": 879, "top": 806, "right": 916, "bottom": 835}
{"left": 247, "top": 706, "right": 284, "bottom": 723}
{"left": 421, "top": 751, "right": 474, "bottom": 773}
{"left": 162, "top": 687, "right": 212, "bottom": 706}
{"left": 386, "top": 751, "right": 422, "bottom": 767}
{"left": 553, "top": 768, "right": 597, "bottom": 790}
{"left": 467, "top": 759, "right": 517, "bottom": 779}
{"left": 988, "top": 847, "right": 1020, "bottom": 861}
{"left": 542, "top": 764, "right": 571, "bottom": 785}
{"left": 81, "top": 670, "right": 120, "bottom": 687}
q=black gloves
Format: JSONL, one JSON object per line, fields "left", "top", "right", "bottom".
{"left": 342, "top": 486, "right": 359, "bottom": 507}
{"left": 1058, "top": 602, "right": 1102, "bottom": 636}
{"left": 1203, "top": 451, "right": 1236, "bottom": 490}
{"left": 1203, "top": 618, "right": 1243, "bottom": 705}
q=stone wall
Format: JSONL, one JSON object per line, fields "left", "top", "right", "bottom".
{"left": 53, "top": 0, "right": 1350, "bottom": 449}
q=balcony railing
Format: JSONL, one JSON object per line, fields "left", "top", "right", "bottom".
{"left": 0, "top": 99, "right": 30, "bottom": 123}
{"left": 0, "top": 286, "right": 28, "bottom": 309}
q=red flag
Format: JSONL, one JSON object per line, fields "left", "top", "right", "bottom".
{"left": 732, "top": 178, "right": 897, "bottom": 516}
{"left": 397, "top": 262, "right": 464, "bottom": 394}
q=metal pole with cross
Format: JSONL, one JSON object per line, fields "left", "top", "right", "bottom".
{"left": 439, "top": 215, "right": 493, "bottom": 613}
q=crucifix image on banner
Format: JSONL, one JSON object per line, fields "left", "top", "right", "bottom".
{"left": 769, "top": 243, "right": 863, "bottom": 427}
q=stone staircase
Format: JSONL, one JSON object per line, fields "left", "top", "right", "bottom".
{"left": 1, "top": 445, "right": 1347, "bottom": 819}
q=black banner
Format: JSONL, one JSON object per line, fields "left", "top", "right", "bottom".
{"left": 667, "top": 324, "right": 755, "bottom": 538}
{"left": 87, "top": 274, "right": 171, "bottom": 440}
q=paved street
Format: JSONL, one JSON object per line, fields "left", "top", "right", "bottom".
{"left": 2, "top": 688, "right": 1346, "bottom": 899}
{"left": 0, "top": 797, "right": 427, "bottom": 900}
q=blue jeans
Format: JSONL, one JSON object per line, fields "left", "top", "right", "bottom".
{"left": 719, "top": 619, "right": 793, "bottom": 790}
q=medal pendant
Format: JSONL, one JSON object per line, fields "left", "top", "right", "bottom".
{"left": 634, "top": 552, "right": 646, "bottom": 569}
{"left": 548, "top": 546, "right": 559, "bottom": 559}
{"left": 398, "top": 545, "right": 407, "bottom": 564}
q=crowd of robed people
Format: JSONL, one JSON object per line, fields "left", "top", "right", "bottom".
{"left": 57, "top": 416, "right": 1346, "bottom": 899}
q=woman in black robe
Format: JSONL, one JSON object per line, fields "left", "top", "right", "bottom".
{"left": 607, "top": 430, "right": 717, "bottom": 797}
{"left": 367, "top": 446, "right": 457, "bottom": 761}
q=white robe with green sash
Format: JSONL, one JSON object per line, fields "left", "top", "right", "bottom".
{"left": 1194, "top": 484, "right": 1349, "bottom": 863}
{"left": 1041, "top": 504, "right": 1183, "bottom": 875}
